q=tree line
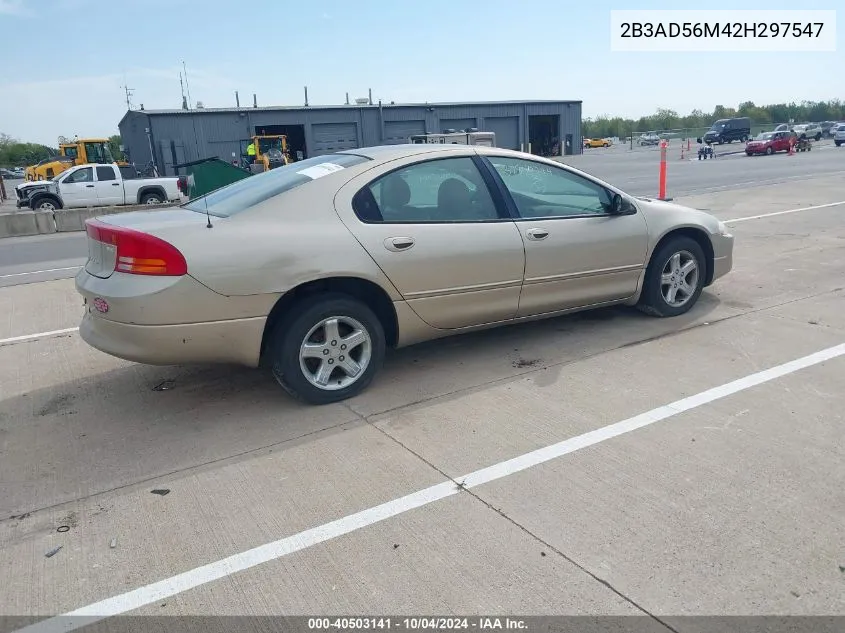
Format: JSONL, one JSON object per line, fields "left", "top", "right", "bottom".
{"left": 583, "top": 100, "right": 844, "bottom": 139}
{"left": 0, "top": 133, "right": 124, "bottom": 167}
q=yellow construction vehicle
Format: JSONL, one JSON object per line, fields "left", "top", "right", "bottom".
{"left": 25, "top": 138, "right": 126, "bottom": 181}
{"left": 240, "top": 135, "right": 291, "bottom": 173}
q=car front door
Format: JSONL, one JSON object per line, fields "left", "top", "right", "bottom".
{"left": 335, "top": 154, "right": 525, "bottom": 330}
{"left": 482, "top": 155, "right": 649, "bottom": 318}
{"left": 94, "top": 165, "right": 123, "bottom": 206}
{"left": 57, "top": 167, "right": 96, "bottom": 208}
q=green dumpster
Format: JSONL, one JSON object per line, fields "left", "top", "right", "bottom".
{"left": 173, "top": 157, "right": 251, "bottom": 200}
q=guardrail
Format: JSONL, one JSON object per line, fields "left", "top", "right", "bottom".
{"left": 0, "top": 202, "right": 178, "bottom": 239}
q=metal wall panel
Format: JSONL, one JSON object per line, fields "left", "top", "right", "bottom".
{"left": 439, "top": 118, "right": 476, "bottom": 133}
{"left": 118, "top": 112, "right": 154, "bottom": 170}
{"left": 383, "top": 120, "right": 426, "bottom": 144}
{"left": 121, "top": 101, "right": 584, "bottom": 172}
{"left": 310, "top": 122, "right": 359, "bottom": 155}
{"left": 483, "top": 116, "right": 520, "bottom": 149}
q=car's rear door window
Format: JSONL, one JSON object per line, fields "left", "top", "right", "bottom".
{"left": 352, "top": 157, "right": 501, "bottom": 223}
{"left": 183, "top": 153, "right": 370, "bottom": 217}
{"left": 96, "top": 166, "right": 117, "bottom": 181}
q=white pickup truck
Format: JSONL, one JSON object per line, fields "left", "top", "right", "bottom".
{"left": 15, "top": 163, "right": 181, "bottom": 211}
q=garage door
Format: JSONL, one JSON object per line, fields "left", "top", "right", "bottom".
{"left": 484, "top": 116, "right": 520, "bottom": 150}
{"left": 440, "top": 118, "right": 476, "bottom": 133}
{"left": 383, "top": 120, "right": 426, "bottom": 144}
{"left": 311, "top": 123, "right": 358, "bottom": 156}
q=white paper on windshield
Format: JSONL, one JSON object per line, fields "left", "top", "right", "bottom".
{"left": 297, "top": 162, "right": 345, "bottom": 180}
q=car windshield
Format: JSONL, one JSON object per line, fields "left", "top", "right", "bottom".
{"left": 757, "top": 133, "right": 774, "bottom": 140}
{"left": 182, "top": 153, "right": 370, "bottom": 217}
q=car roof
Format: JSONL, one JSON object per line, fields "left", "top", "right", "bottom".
{"left": 338, "top": 143, "right": 540, "bottom": 164}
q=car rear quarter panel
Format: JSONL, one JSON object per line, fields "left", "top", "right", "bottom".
{"left": 75, "top": 270, "right": 279, "bottom": 326}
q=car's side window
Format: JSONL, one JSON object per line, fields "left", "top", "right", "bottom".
{"left": 352, "top": 157, "right": 499, "bottom": 223}
{"left": 96, "top": 166, "right": 116, "bottom": 181}
{"left": 487, "top": 156, "right": 612, "bottom": 219}
{"left": 65, "top": 167, "right": 93, "bottom": 184}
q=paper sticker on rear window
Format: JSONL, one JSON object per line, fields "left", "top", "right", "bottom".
{"left": 296, "top": 162, "right": 345, "bottom": 180}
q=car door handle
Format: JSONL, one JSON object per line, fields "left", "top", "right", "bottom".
{"left": 384, "top": 237, "right": 415, "bottom": 252}
{"left": 525, "top": 228, "right": 549, "bottom": 241}
{"left": 111, "top": 183, "right": 120, "bottom": 186}
{"left": 85, "top": 184, "right": 95, "bottom": 188}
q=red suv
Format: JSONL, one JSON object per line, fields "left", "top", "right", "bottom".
{"left": 745, "top": 131, "right": 796, "bottom": 156}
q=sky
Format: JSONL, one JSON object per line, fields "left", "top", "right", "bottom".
{"left": 0, "top": 0, "right": 841, "bottom": 145}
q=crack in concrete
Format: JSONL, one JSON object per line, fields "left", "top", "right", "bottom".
{"left": 360, "top": 412, "right": 678, "bottom": 632}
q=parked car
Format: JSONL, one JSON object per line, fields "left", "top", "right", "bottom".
{"left": 75, "top": 144, "right": 734, "bottom": 404}
{"left": 703, "top": 117, "right": 751, "bottom": 144}
{"left": 791, "top": 123, "right": 822, "bottom": 141}
{"left": 818, "top": 121, "right": 836, "bottom": 137}
{"left": 745, "top": 131, "right": 796, "bottom": 156}
{"left": 833, "top": 123, "right": 845, "bottom": 147}
{"left": 0, "top": 168, "right": 18, "bottom": 179}
{"left": 14, "top": 163, "right": 181, "bottom": 211}
{"left": 638, "top": 132, "right": 660, "bottom": 146}
{"left": 584, "top": 138, "right": 611, "bottom": 148}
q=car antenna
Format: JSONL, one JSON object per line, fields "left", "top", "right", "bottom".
{"left": 186, "top": 90, "right": 213, "bottom": 228}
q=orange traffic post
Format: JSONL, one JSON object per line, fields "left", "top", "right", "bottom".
{"left": 658, "top": 139, "right": 671, "bottom": 200}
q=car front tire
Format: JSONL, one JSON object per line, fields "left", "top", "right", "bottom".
{"left": 269, "top": 293, "right": 386, "bottom": 405}
{"left": 637, "top": 236, "right": 706, "bottom": 318}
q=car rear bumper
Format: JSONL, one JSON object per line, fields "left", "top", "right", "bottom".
{"left": 79, "top": 311, "right": 266, "bottom": 367}
{"left": 75, "top": 269, "right": 276, "bottom": 367}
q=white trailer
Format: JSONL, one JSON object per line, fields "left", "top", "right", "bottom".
{"left": 409, "top": 131, "right": 496, "bottom": 147}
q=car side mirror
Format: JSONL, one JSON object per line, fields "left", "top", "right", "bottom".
{"left": 610, "top": 193, "right": 634, "bottom": 215}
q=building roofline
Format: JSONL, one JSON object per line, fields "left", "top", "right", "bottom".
{"left": 118, "top": 108, "right": 148, "bottom": 128}
{"left": 123, "top": 99, "right": 582, "bottom": 117}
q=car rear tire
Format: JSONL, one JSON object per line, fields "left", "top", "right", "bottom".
{"left": 141, "top": 193, "right": 162, "bottom": 205}
{"left": 814, "top": 134, "right": 821, "bottom": 141}
{"left": 637, "top": 236, "right": 706, "bottom": 318}
{"left": 269, "top": 293, "right": 386, "bottom": 405}
{"left": 836, "top": 141, "right": 842, "bottom": 147}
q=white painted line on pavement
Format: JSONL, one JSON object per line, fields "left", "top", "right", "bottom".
{"left": 0, "top": 266, "right": 81, "bottom": 279}
{"left": 0, "top": 327, "right": 78, "bottom": 346}
{"left": 15, "top": 341, "right": 845, "bottom": 633}
{"left": 725, "top": 200, "right": 845, "bottom": 224}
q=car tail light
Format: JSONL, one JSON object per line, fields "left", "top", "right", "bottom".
{"left": 86, "top": 219, "right": 187, "bottom": 276}
{"left": 177, "top": 176, "right": 187, "bottom": 194}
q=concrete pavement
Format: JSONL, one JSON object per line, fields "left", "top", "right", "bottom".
{"left": 0, "top": 165, "right": 843, "bottom": 632}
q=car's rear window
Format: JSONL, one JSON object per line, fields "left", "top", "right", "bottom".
{"left": 183, "top": 153, "right": 370, "bottom": 217}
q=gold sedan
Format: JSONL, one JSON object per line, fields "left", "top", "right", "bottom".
{"left": 584, "top": 138, "right": 611, "bottom": 148}
{"left": 76, "top": 144, "right": 734, "bottom": 404}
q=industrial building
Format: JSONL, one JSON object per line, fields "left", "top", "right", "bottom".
{"left": 118, "top": 98, "right": 582, "bottom": 176}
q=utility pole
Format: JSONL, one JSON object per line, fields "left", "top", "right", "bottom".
{"left": 121, "top": 84, "right": 135, "bottom": 110}
{"left": 182, "top": 61, "right": 193, "bottom": 109}
{"left": 180, "top": 73, "right": 188, "bottom": 110}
